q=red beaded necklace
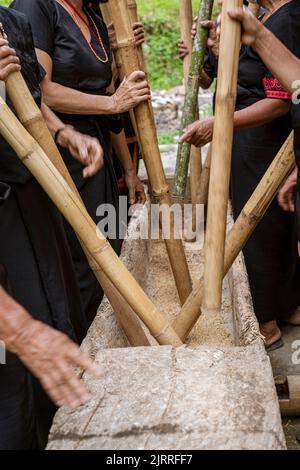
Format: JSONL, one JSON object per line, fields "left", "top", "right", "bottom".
{"left": 61, "top": 0, "right": 109, "bottom": 63}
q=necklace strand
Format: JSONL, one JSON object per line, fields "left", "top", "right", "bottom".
{"left": 62, "top": 0, "right": 109, "bottom": 63}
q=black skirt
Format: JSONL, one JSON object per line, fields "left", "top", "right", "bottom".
{"left": 56, "top": 114, "right": 122, "bottom": 327}
{"left": 231, "top": 125, "right": 300, "bottom": 323}
{"left": 0, "top": 179, "right": 86, "bottom": 449}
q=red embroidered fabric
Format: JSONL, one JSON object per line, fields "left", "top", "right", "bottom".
{"left": 263, "top": 77, "right": 291, "bottom": 99}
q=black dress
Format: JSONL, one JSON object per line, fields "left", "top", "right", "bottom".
{"left": 0, "top": 7, "right": 86, "bottom": 449}
{"left": 12, "top": 0, "right": 123, "bottom": 326}
{"left": 231, "top": 0, "right": 300, "bottom": 323}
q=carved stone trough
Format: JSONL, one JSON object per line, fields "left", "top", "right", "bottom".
{"left": 47, "top": 181, "right": 286, "bottom": 450}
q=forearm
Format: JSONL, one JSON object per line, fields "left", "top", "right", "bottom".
{"left": 254, "top": 28, "right": 300, "bottom": 95}
{"left": 111, "top": 130, "right": 135, "bottom": 173}
{"left": 200, "top": 70, "right": 213, "bottom": 89}
{"left": 41, "top": 79, "right": 116, "bottom": 115}
{"left": 0, "top": 286, "right": 32, "bottom": 354}
{"left": 233, "top": 98, "right": 290, "bottom": 129}
{"left": 40, "top": 102, "right": 69, "bottom": 137}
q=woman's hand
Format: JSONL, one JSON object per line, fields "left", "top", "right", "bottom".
{"left": 0, "top": 287, "right": 102, "bottom": 409}
{"left": 125, "top": 169, "right": 146, "bottom": 205}
{"left": 15, "top": 318, "right": 102, "bottom": 408}
{"left": 180, "top": 117, "right": 214, "bottom": 147}
{"left": 278, "top": 169, "right": 297, "bottom": 212}
{"left": 112, "top": 71, "right": 150, "bottom": 113}
{"left": 201, "top": 20, "right": 219, "bottom": 57}
{"left": 178, "top": 39, "right": 189, "bottom": 61}
{"left": 132, "top": 22, "right": 145, "bottom": 46}
{"left": 217, "top": 7, "right": 264, "bottom": 48}
{"left": 57, "top": 127, "right": 104, "bottom": 178}
{"left": 107, "top": 21, "right": 145, "bottom": 49}
{"left": 0, "top": 38, "right": 21, "bottom": 81}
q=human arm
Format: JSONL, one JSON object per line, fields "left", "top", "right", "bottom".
{"left": 227, "top": 8, "right": 300, "bottom": 96}
{"left": 278, "top": 167, "right": 297, "bottom": 212}
{"left": 41, "top": 102, "right": 104, "bottom": 178}
{"left": 180, "top": 98, "right": 290, "bottom": 147}
{"left": 110, "top": 130, "right": 146, "bottom": 205}
{"left": 37, "top": 49, "right": 150, "bottom": 115}
{"left": 0, "top": 285, "right": 102, "bottom": 408}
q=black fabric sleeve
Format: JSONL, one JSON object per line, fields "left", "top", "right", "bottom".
{"left": 262, "top": 5, "right": 300, "bottom": 101}
{"left": 11, "top": 0, "right": 55, "bottom": 55}
{"left": 203, "top": 50, "right": 218, "bottom": 81}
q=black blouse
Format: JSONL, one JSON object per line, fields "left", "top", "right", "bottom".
{"left": 11, "top": 0, "right": 113, "bottom": 94}
{"left": 0, "top": 6, "right": 44, "bottom": 184}
{"left": 236, "top": 0, "right": 300, "bottom": 109}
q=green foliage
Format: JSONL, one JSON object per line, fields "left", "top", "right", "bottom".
{"left": 158, "top": 131, "right": 178, "bottom": 145}
{"left": 138, "top": 1, "right": 219, "bottom": 90}
{"left": 144, "top": 17, "right": 183, "bottom": 90}
{"left": 0, "top": 1, "right": 11, "bottom": 6}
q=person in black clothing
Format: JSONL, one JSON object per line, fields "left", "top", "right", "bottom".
{"left": 0, "top": 6, "right": 103, "bottom": 449}
{"left": 181, "top": 0, "right": 300, "bottom": 349}
{"left": 12, "top": 0, "right": 148, "bottom": 328}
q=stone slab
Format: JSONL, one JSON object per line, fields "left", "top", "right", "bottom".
{"left": 48, "top": 344, "right": 285, "bottom": 450}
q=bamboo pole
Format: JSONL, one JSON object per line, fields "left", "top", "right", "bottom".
{"left": 2, "top": 59, "right": 150, "bottom": 347}
{"left": 248, "top": 2, "right": 260, "bottom": 17}
{"left": 203, "top": 0, "right": 242, "bottom": 315}
{"left": 173, "top": 133, "right": 295, "bottom": 340}
{"left": 0, "top": 97, "right": 183, "bottom": 346}
{"left": 195, "top": 143, "right": 212, "bottom": 206}
{"left": 108, "top": 0, "right": 193, "bottom": 305}
{"left": 1, "top": 27, "right": 150, "bottom": 346}
{"left": 127, "top": 0, "right": 147, "bottom": 72}
{"left": 179, "top": 0, "right": 202, "bottom": 234}
{"left": 173, "top": 0, "right": 214, "bottom": 199}
{"left": 100, "top": 0, "right": 144, "bottom": 171}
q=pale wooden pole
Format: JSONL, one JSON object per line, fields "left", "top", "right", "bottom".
{"left": 173, "top": 133, "right": 295, "bottom": 340}
{"left": 248, "top": 2, "right": 260, "bottom": 17}
{"left": 0, "top": 97, "right": 183, "bottom": 346}
{"left": 108, "top": 0, "right": 193, "bottom": 305}
{"left": 195, "top": 143, "right": 212, "bottom": 206}
{"left": 3, "top": 66, "right": 151, "bottom": 346}
{"left": 179, "top": 0, "right": 202, "bottom": 233}
{"left": 127, "top": 0, "right": 147, "bottom": 72}
{"left": 202, "top": 0, "right": 242, "bottom": 315}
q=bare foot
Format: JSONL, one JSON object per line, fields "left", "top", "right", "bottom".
{"left": 287, "top": 307, "right": 300, "bottom": 326}
{"left": 259, "top": 320, "right": 281, "bottom": 347}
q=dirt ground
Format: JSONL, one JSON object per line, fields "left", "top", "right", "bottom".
{"left": 282, "top": 418, "right": 300, "bottom": 450}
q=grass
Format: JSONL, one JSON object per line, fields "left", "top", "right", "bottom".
{"left": 158, "top": 131, "right": 179, "bottom": 145}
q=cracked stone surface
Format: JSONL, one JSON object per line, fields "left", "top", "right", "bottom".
{"left": 48, "top": 344, "right": 285, "bottom": 450}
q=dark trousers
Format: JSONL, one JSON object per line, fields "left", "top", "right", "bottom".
{"left": 0, "top": 180, "right": 85, "bottom": 449}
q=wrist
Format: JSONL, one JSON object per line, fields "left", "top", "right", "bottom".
{"left": 252, "top": 22, "right": 267, "bottom": 51}
{"left": 124, "top": 165, "right": 135, "bottom": 175}
{"left": 109, "top": 95, "right": 119, "bottom": 114}
{"left": 55, "top": 125, "right": 75, "bottom": 147}
{"left": 0, "top": 291, "right": 33, "bottom": 353}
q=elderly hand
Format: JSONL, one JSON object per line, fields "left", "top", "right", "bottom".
{"left": 132, "top": 22, "right": 145, "bottom": 46}
{"left": 180, "top": 118, "right": 214, "bottom": 147}
{"left": 125, "top": 169, "right": 146, "bottom": 205}
{"left": 201, "top": 20, "right": 219, "bottom": 57}
{"left": 107, "top": 21, "right": 145, "bottom": 49}
{"left": 0, "top": 38, "right": 21, "bottom": 81}
{"left": 227, "top": 8, "right": 264, "bottom": 47}
{"left": 112, "top": 71, "right": 150, "bottom": 113}
{"left": 1, "top": 287, "right": 102, "bottom": 408}
{"left": 278, "top": 169, "right": 297, "bottom": 212}
{"left": 216, "top": 5, "right": 264, "bottom": 48}
{"left": 57, "top": 127, "right": 104, "bottom": 178}
{"left": 178, "top": 39, "right": 189, "bottom": 61}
